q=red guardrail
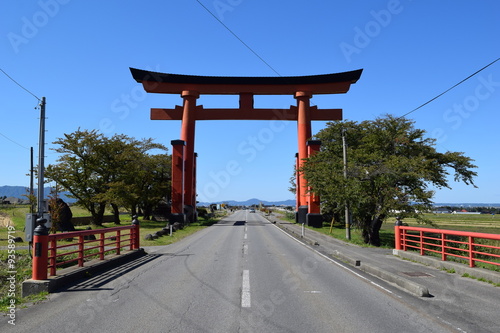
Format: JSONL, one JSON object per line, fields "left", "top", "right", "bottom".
{"left": 32, "top": 220, "right": 140, "bottom": 280}
{"left": 395, "top": 226, "right": 500, "bottom": 268}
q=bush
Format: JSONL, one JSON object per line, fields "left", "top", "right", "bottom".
{"left": 197, "top": 207, "right": 208, "bottom": 219}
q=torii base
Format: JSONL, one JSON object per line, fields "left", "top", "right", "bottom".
{"left": 169, "top": 213, "right": 185, "bottom": 225}
{"left": 306, "top": 213, "right": 323, "bottom": 228}
{"left": 184, "top": 205, "right": 196, "bottom": 224}
{"left": 296, "top": 206, "right": 308, "bottom": 225}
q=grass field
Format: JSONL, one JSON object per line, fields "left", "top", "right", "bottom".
{"left": 276, "top": 210, "right": 500, "bottom": 275}
{"left": 395, "top": 213, "right": 500, "bottom": 234}
{"left": 276, "top": 210, "right": 500, "bottom": 248}
{"left": 277, "top": 210, "right": 396, "bottom": 247}
{"left": 0, "top": 204, "right": 93, "bottom": 247}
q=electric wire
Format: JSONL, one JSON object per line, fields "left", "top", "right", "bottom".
{"left": 194, "top": 0, "right": 282, "bottom": 76}
{"left": 0, "top": 132, "right": 30, "bottom": 150}
{"left": 0, "top": 67, "right": 40, "bottom": 101}
{"left": 0, "top": 67, "right": 40, "bottom": 150}
{"left": 399, "top": 57, "right": 500, "bottom": 119}
{"left": 196, "top": 1, "right": 499, "bottom": 123}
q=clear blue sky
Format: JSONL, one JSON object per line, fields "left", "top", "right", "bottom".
{"left": 1, "top": 0, "right": 499, "bottom": 204}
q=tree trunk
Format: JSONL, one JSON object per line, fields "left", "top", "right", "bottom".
{"left": 142, "top": 204, "right": 153, "bottom": 221}
{"left": 362, "top": 214, "right": 385, "bottom": 247}
{"left": 111, "top": 203, "right": 121, "bottom": 224}
{"left": 91, "top": 203, "right": 107, "bottom": 226}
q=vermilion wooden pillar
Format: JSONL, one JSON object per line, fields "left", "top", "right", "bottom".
{"left": 295, "top": 153, "right": 301, "bottom": 223}
{"left": 180, "top": 91, "right": 199, "bottom": 223}
{"left": 306, "top": 140, "right": 322, "bottom": 227}
{"left": 170, "top": 140, "right": 185, "bottom": 223}
{"left": 193, "top": 152, "right": 198, "bottom": 221}
{"left": 295, "top": 91, "right": 312, "bottom": 225}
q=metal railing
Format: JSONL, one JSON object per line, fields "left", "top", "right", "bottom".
{"left": 32, "top": 217, "right": 140, "bottom": 280}
{"left": 395, "top": 226, "right": 500, "bottom": 268}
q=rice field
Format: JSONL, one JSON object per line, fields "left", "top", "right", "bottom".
{"left": 384, "top": 213, "right": 500, "bottom": 234}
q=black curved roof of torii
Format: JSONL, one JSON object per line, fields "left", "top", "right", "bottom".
{"left": 130, "top": 67, "right": 363, "bottom": 86}
{"left": 130, "top": 67, "right": 363, "bottom": 84}
{"left": 129, "top": 67, "right": 363, "bottom": 95}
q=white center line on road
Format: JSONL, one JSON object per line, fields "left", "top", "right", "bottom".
{"left": 241, "top": 270, "right": 251, "bottom": 308}
{"left": 244, "top": 233, "right": 247, "bottom": 239}
{"left": 243, "top": 244, "right": 248, "bottom": 255}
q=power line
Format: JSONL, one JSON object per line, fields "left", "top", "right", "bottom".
{"left": 194, "top": 0, "right": 281, "bottom": 76}
{"left": 198, "top": 1, "right": 498, "bottom": 122}
{"left": 0, "top": 67, "right": 41, "bottom": 150}
{"left": 399, "top": 57, "right": 500, "bottom": 119}
{"left": 0, "top": 131, "right": 30, "bottom": 150}
{"left": 0, "top": 67, "right": 40, "bottom": 101}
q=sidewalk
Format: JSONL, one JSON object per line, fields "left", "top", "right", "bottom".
{"left": 264, "top": 214, "right": 500, "bottom": 297}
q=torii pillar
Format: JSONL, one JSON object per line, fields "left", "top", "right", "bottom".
{"left": 295, "top": 91, "right": 312, "bottom": 225}
{"left": 306, "top": 140, "right": 322, "bottom": 227}
{"left": 170, "top": 140, "right": 185, "bottom": 223}
{"left": 180, "top": 91, "right": 199, "bottom": 223}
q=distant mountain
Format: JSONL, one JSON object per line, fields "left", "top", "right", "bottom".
{"left": 197, "top": 200, "right": 500, "bottom": 208}
{"left": 4, "top": 185, "right": 498, "bottom": 208}
{"left": 0, "top": 185, "right": 76, "bottom": 203}
{"left": 0, "top": 185, "right": 29, "bottom": 198}
{"left": 198, "top": 198, "right": 295, "bottom": 207}
{"left": 1, "top": 186, "right": 293, "bottom": 207}
{"left": 434, "top": 203, "right": 500, "bottom": 208}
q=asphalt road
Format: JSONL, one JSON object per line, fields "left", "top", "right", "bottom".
{"left": 3, "top": 211, "right": 482, "bottom": 332}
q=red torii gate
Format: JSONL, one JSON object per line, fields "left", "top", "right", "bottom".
{"left": 130, "top": 68, "right": 362, "bottom": 226}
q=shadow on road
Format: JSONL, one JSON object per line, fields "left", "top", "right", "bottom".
{"left": 213, "top": 219, "right": 269, "bottom": 227}
{"left": 58, "top": 253, "right": 163, "bottom": 292}
{"left": 233, "top": 221, "right": 246, "bottom": 226}
{"left": 210, "top": 220, "right": 245, "bottom": 226}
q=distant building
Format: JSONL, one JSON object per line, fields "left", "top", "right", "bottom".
{"left": 2, "top": 197, "right": 29, "bottom": 205}
{"left": 433, "top": 207, "right": 451, "bottom": 214}
{"left": 452, "top": 211, "right": 481, "bottom": 215}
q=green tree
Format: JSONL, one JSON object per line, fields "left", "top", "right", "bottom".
{"left": 46, "top": 129, "right": 169, "bottom": 225}
{"left": 301, "top": 115, "right": 477, "bottom": 246}
{"left": 47, "top": 186, "right": 63, "bottom": 233}
{"left": 22, "top": 188, "right": 37, "bottom": 213}
{"left": 92, "top": 133, "right": 169, "bottom": 223}
{"left": 107, "top": 152, "right": 171, "bottom": 220}
{"left": 137, "top": 153, "right": 171, "bottom": 220}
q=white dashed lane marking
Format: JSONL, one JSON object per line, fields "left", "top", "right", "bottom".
{"left": 241, "top": 270, "right": 251, "bottom": 308}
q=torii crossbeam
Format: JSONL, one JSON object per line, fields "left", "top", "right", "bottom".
{"left": 130, "top": 67, "right": 362, "bottom": 226}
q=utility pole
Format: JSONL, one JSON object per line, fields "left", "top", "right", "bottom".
{"left": 37, "top": 97, "right": 46, "bottom": 218}
{"left": 342, "top": 128, "right": 351, "bottom": 240}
